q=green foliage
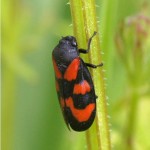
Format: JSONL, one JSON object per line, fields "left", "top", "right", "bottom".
{"left": 2, "top": 0, "right": 150, "bottom": 150}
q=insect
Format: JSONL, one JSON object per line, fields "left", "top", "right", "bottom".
{"left": 52, "top": 32, "right": 103, "bottom": 131}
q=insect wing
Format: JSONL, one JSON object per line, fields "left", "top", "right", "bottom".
{"left": 52, "top": 57, "right": 70, "bottom": 130}
{"left": 64, "top": 58, "right": 96, "bottom": 131}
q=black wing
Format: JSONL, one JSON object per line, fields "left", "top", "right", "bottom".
{"left": 64, "top": 58, "right": 97, "bottom": 131}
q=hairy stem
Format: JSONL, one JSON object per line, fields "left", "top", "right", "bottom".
{"left": 70, "top": 0, "right": 111, "bottom": 149}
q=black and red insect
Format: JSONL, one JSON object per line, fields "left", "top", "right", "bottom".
{"left": 52, "top": 32, "right": 102, "bottom": 131}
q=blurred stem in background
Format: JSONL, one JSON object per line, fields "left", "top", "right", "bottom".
{"left": 70, "top": 0, "right": 111, "bottom": 150}
{"left": 2, "top": 70, "right": 15, "bottom": 150}
{"left": 2, "top": 0, "right": 37, "bottom": 149}
{"left": 115, "top": 7, "right": 150, "bottom": 149}
{"left": 2, "top": 1, "right": 21, "bottom": 149}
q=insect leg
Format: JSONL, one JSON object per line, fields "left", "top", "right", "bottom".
{"left": 85, "top": 62, "right": 103, "bottom": 68}
{"left": 79, "top": 31, "right": 97, "bottom": 54}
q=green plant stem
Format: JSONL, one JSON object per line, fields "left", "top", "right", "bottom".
{"left": 2, "top": 69, "right": 15, "bottom": 150}
{"left": 70, "top": 0, "right": 86, "bottom": 48}
{"left": 70, "top": 0, "right": 111, "bottom": 150}
{"left": 125, "top": 85, "right": 139, "bottom": 150}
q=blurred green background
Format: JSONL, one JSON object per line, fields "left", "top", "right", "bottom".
{"left": 2, "top": 0, "right": 150, "bottom": 150}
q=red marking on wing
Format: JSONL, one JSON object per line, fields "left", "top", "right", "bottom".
{"left": 73, "top": 80, "right": 91, "bottom": 95}
{"left": 59, "top": 98, "right": 70, "bottom": 130}
{"left": 66, "top": 97, "right": 95, "bottom": 122}
{"left": 64, "top": 58, "right": 80, "bottom": 81}
{"left": 52, "top": 58, "right": 62, "bottom": 79}
{"left": 60, "top": 98, "right": 65, "bottom": 108}
{"left": 55, "top": 81, "right": 59, "bottom": 91}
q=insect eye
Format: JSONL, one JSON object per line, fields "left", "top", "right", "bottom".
{"left": 71, "top": 41, "right": 77, "bottom": 47}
